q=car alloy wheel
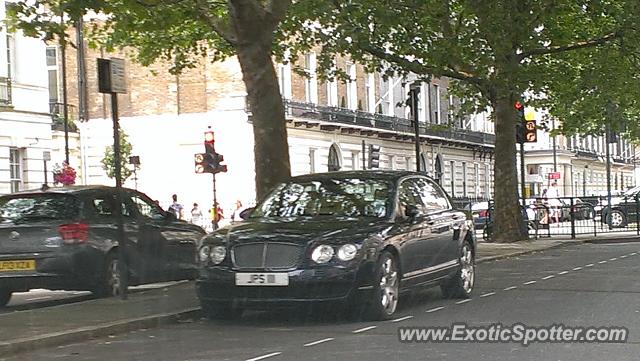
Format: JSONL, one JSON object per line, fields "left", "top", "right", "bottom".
{"left": 608, "top": 210, "right": 626, "bottom": 228}
{"left": 441, "top": 241, "right": 475, "bottom": 299}
{"left": 106, "top": 257, "right": 121, "bottom": 297}
{"left": 379, "top": 256, "right": 399, "bottom": 316}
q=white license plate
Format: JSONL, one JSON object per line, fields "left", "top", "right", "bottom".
{"left": 235, "top": 273, "right": 289, "bottom": 286}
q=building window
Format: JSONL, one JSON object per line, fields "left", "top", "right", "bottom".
{"left": 484, "top": 163, "right": 490, "bottom": 199}
{"left": 328, "top": 144, "right": 341, "bottom": 172}
{"left": 9, "top": 148, "right": 23, "bottom": 193}
{"left": 277, "top": 63, "right": 292, "bottom": 99}
{"left": 309, "top": 148, "right": 316, "bottom": 173}
{"left": 304, "top": 53, "right": 317, "bottom": 104}
{"left": 327, "top": 59, "right": 338, "bottom": 106}
{"left": 462, "top": 162, "right": 467, "bottom": 197}
{"left": 46, "top": 46, "right": 60, "bottom": 103}
{"left": 382, "top": 77, "right": 394, "bottom": 116}
{"left": 474, "top": 163, "right": 480, "bottom": 197}
{"left": 346, "top": 63, "right": 357, "bottom": 110}
{"left": 365, "top": 73, "right": 375, "bottom": 113}
{"left": 434, "top": 84, "right": 441, "bottom": 124}
{"left": 418, "top": 82, "right": 427, "bottom": 123}
{"left": 450, "top": 160, "right": 455, "bottom": 195}
{"left": 6, "top": 33, "right": 15, "bottom": 79}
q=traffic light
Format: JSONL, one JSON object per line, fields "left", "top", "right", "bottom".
{"left": 368, "top": 144, "right": 380, "bottom": 169}
{"left": 515, "top": 101, "right": 525, "bottom": 144}
{"left": 515, "top": 101, "right": 537, "bottom": 143}
{"left": 194, "top": 130, "right": 228, "bottom": 174}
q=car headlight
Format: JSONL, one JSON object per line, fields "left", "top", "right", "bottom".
{"left": 199, "top": 245, "right": 211, "bottom": 262}
{"left": 311, "top": 245, "right": 334, "bottom": 264}
{"left": 210, "top": 246, "right": 226, "bottom": 264}
{"left": 337, "top": 244, "right": 358, "bottom": 261}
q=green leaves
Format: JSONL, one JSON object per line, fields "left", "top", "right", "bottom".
{"left": 101, "top": 130, "right": 133, "bottom": 182}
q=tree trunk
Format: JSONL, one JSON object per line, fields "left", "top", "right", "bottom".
{"left": 235, "top": 42, "right": 292, "bottom": 201}
{"left": 491, "top": 95, "right": 527, "bottom": 242}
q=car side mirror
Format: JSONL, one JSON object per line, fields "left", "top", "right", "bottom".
{"left": 239, "top": 207, "right": 255, "bottom": 220}
{"left": 404, "top": 204, "right": 421, "bottom": 219}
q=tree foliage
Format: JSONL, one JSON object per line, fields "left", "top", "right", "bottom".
{"left": 101, "top": 130, "right": 133, "bottom": 182}
{"left": 7, "top": 0, "right": 293, "bottom": 200}
{"left": 280, "top": 0, "right": 640, "bottom": 242}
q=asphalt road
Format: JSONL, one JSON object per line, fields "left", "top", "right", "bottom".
{"left": 7, "top": 242, "right": 640, "bottom": 361}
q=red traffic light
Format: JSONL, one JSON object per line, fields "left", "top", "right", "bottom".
{"left": 204, "top": 131, "right": 215, "bottom": 143}
{"left": 514, "top": 101, "right": 523, "bottom": 110}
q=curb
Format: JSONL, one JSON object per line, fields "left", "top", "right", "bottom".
{"left": 0, "top": 307, "right": 201, "bottom": 358}
{"left": 476, "top": 239, "right": 588, "bottom": 264}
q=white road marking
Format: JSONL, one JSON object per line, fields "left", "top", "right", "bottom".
{"left": 585, "top": 264, "right": 594, "bottom": 268}
{"left": 25, "top": 296, "right": 51, "bottom": 301}
{"left": 503, "top": 286, "right": 517, "bottom": 291}
{"left": 620, "top": 255, "right": 627, "bottom": 258}
{"left": 455, "top": 299, "right": 471, "bottom": 305}
{"left": 480, "top": 292, "right": 495, "bottom": 298}
{"left": 391, "top": 315, "right": 414, "bottom": 323}
{"left": 352, "top": 326, "right": 377, "bottom": 334}
{"left": 609, "top": 257, "right": 618, "bottom": 261}
{"left": 304, "top": 338, "right": 334, "bottom": 347}
{"left": 598, "top": 261, "right": 607, "bottom": 264}
{"left": 558, "top": 271, "right": 569, "bottom": 275}
{"left": 630, "top": 252, "right": 638, "bottom": 256}
{"left": 426, "top": 306, "right": 445, "bottom": 313}
{"left": 572, "top": 267, "right": 583, "bottom": 271}
{"left": 523, "top": 281, "right": 537, "bottom": 285}
{"left": 542, "top": 275, "right": 555, "bottom": 280}
{"left": 246, "top": 352, "right": 282, "bottom": 361}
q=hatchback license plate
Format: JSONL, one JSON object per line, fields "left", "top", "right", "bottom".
{"left": 235, "top": 273, "right": 289, "bottom": 286}
{"left": 0, "top": 260, "right": 36, "bottom": 272}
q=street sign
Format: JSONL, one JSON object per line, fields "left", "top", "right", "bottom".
{"left": 110, "top": 58, "right": 127, "bottom": 94}
{"left": 42, "top": 151, "right": 51, "bottom": 161}
{"left": 548, "top": 172, "right": 561, "bottom": 180}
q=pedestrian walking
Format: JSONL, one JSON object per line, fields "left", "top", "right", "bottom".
{"left": 231, "top": 200, "right": 245, "bottom": 223}
{"left": 191, "top": 203, "right": 204, "bottom": 226}
{"left": 167, "top": 194, "right": 184, "bottom": 220}
{"left": 210, "top": 202, "right": 224, "bottom": 230}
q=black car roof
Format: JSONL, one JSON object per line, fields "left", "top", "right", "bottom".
{"left": 290, "top": 170, "right": 430, "bottom": 183}
{"left": 2, "top": 185, "right": 134, "bottom": 197}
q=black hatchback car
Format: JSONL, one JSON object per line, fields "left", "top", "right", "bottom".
{"left": 0, "top": 186, "right": 206, "bottom": 307}
{"left": 196, "top": 171, "right": 476, "bottom": 320}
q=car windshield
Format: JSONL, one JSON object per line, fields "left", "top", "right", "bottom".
{"left": 0, "top": 194, "right": 80, "bottom": 223}
{"left": 623, "top": 186, "right": 640, "bottom": 196}
{"left": 251, "top": 177, "right": 392, "bottom": 219}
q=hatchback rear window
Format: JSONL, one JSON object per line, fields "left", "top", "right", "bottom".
{"left": 0, "top": 194, "right": 80, "bottom": 223}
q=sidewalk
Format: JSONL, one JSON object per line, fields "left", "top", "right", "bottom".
{"left": 0, "top": 236, "right": 613, "bottom": 357}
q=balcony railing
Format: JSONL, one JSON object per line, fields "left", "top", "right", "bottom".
{"left": 49, "top": 102, "right": 78, "bottom": 132}
{"left": 283, "top": 99, "right": 495, "bottom": 146}
{"left": 0, "top": 77, "right": 12, "bottom": 106}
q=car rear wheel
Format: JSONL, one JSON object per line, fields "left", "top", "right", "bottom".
{"left": 607, "top": 210, "right": 627, "bottom": 228}
{"left": 0, "top": 288, "right": 12, "bottom": 307}
{"left": 441, "top": 242, "right": 475, "bottom": 299}
{"left": 200, "top": 301, "right": 243, "bottom": 320}
{"left": 365, "top": 251, "right": 399, "bottom": 320}
{"left": 92, "top": 253, "right": 123, "bottom": 298}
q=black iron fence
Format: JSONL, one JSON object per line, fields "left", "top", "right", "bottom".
{"left": 458, "top": 195, "right": 640, "bottom": 241}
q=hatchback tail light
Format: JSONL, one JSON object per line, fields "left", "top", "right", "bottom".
{"left": 478, "top": 210, "right": 489, "bottom": 218}
{"left": 58, "top": 223, "right": 89, "bottom": 245}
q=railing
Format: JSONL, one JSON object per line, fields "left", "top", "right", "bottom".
{"left": 49, "top": 102, "right": 78, "bottom": 132}
{"left": 478, "top": 195, "right": 640, "bottom": 241}
{"left": 283, "top": 99, "right": 496, "bottom": 146}
{"left": 0, "top": 77, "right": 12, "bottom": 106}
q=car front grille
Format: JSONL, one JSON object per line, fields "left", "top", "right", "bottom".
{"left": 232, "top": 242, "right": 303, "bottom": 269}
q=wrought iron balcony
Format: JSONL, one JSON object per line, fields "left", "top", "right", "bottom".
{"left": 49, "top": 102, "right": 78, "bottom": 132}
{"left": 283, "top": 99, "right": 495, "bottom": 146}
{"left": 0, "top": 77, "right": 12, "bottom": 106}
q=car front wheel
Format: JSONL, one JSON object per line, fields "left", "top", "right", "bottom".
{"left": 0, "top": 288, "right": 12, "bottom": 307}
{"left": 607, "top": 210, "right": 627, "bottom": 228}
{"left": 365, "top": 251, "right": 399, "bottom": 320}
{"left": 441, "top": 242, "right": 475, "bottom": 299}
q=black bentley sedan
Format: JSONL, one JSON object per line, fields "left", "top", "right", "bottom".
{"left": 196, "top": 171, "right": 476, "bottom": 320}
{"left": 0, "top": 186, "right": 206, "bottom": 307}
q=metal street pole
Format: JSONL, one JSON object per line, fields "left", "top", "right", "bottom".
{"left": 362, "top": 140, "right": 366, "bottom": 170}
{"left": 111, "top": 92, "right": 128, "bottom": 299}
{"left": 60, "top": 27, "right": 70, "bottom": 164}
{"left": 520, "top": 142, "right": 526, "bottom": 203}
{"left": 410, "top": 84, "right": 421, "bottom": 172}
{"left": 606, "top": 123, "right": 613, "bottom": 230}
{"left": 552, "top": 118, "right": 557, "bottom": 172}
{"left": 212, "top": 173, "right": 218, "bottom": 230}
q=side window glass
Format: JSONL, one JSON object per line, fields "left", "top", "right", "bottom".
{"left": 131, "top": 194, "right": 165, "bottom": 221}
{"left": 415, "top": 178, "right": 450, "bottom": 212}
{"left": 92, "top": 196, "right": 132, "bottom": 217}
{"left": 398, "top": 179, "right": 426, "bottom": 213}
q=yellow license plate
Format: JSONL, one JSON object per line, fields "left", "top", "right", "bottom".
{"left": 0, "top": 260, "right": 36, "bottom": 271}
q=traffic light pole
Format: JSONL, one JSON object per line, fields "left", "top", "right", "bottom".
{"left": 111, "top": 92, "right": 128, "bottom": 300}
{"left": 212, "top": 173, "right": 218, "bottom": 230}
{"left": 606, "top": 123, "right": 613, "bottom": 230}
{"left": 410, "top": 86, "right": 421, "bottom": 172}
{"left": 520, "top": 141, "right": 526, "bottom": 204}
